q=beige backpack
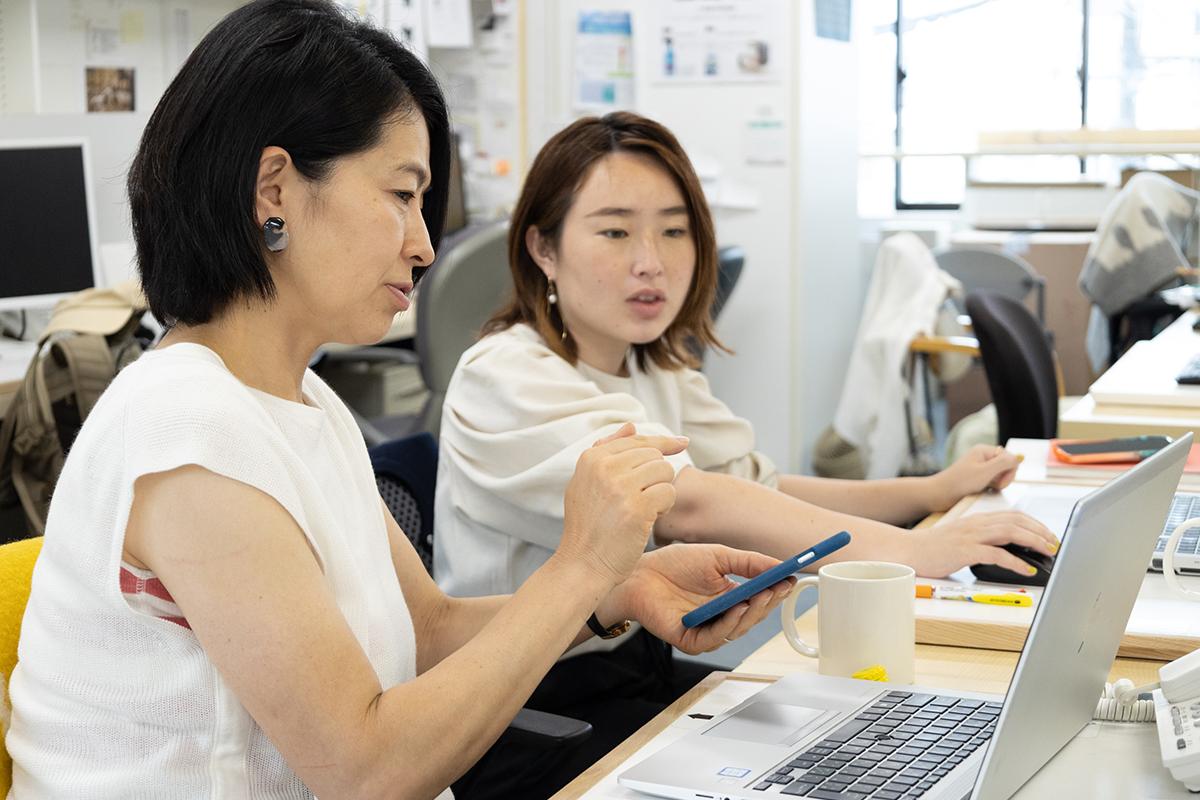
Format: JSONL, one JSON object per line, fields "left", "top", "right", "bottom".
{"left": 0, "top": 282, "right": 149, "bottom": 536}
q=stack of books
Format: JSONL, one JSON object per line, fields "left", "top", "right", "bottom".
{"left": 1044, "top": 440, "right": 1200, "bottom": 491}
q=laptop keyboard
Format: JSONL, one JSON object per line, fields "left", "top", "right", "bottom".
{"left": 1152, "top": 494, "right": 1200, "bottom": 570}
{"left": 755, "top": 690, "right": 1000, "bottom": 799}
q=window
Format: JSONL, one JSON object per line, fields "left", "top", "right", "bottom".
{"left": 860, "top": 0, "right": 1200, "bottom": 212}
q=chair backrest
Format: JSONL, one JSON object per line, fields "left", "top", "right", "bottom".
{"left": 965, "top": 292, "right": 1059, "bottom": 446}
{"left": 711, "top": 245, "right": 745, "bottom": 323}
{"left": 368, "top": 433, "right": 438, "bottom": 573}
{"left": 0, "top": 535, "right": 43, "bottom": 794}
{"left": 415, "top": 221, "right": 512, "bottom": 439}
{"left": 934, "top": 245, "right": 1045, "bottom": 324}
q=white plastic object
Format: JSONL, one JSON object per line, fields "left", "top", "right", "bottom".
{"left": 1153, "top": 688, "right": 1200, "bottom": 792}
{"left": 1162, "top": 517, "right": 1200, "bottom": 601}
{"left": 780, "top": 576, "right": 819, "bottom": 658}
{"left": 1161, "top": 648, "right": 1200, "bottom": 703}
{"left": 1094, "top": 679, "right": 1157, "bottom": 721}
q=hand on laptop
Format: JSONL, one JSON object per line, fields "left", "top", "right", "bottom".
{"left": 595, "top": 544, "right": 793, "bottom": 654}
{"left": 926, "top": 444, "right": 1023, "bottom": 512}
{"left": 907, "top": 510, "right": 1059, "bottom": 578}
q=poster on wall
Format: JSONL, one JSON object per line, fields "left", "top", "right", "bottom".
{"left": 573, "top": 10, "right": 635, "bottom": 111}
{"left": 648, "top": 0, "right": 784, "bottom": 83}
{"left": 85, "top": 67, "right": 135, "bottom": 112}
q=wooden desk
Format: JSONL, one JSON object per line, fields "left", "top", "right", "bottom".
{"left": 551, "top": 608, "right": 1176, "bottom": 800}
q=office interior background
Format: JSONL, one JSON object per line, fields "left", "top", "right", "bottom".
{"left": 0, "top": 0, "right": 1197, "bottom": 663}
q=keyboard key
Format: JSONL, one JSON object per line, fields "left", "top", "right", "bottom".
{"left": 826, "top": 719, "right": 873, "bottom": 743}
{"left": 754, "top": 781, "right": 774, "bottom": 791}
{"left": 875, "top": 792, "right": 903, "bottom": 800}
{"left": 781, "top": 783, "right": 814, "bottom": 796}
{"left": 901, "top": 694, "right": 936, "bottom": 707}
{"left": 807, "top": 790, "right": 870, "bottom": 800}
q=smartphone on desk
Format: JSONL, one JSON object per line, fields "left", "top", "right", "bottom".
{"left": 1051, "top": 435, "right": 1174, "bottom": 465}
{"left": 681, "top": 530, "right": 851, "bottom": 629}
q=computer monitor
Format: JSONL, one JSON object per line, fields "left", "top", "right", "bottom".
{"left": 0, "top": 139, "right": 101, "bottom": 312}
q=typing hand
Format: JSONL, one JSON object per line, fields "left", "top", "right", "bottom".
{"left": 596, "top": 544, "right": 793, "bottom": 655}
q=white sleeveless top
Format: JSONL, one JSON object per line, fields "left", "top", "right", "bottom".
{"left": 6, "top": 344, "right": 445, "bottom": 799}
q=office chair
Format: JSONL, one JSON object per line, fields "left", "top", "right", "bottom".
{"left": 688, "top": 245, "right": 746, "bottom": 363}
{"left": 366, "top": 432, "right": 593, "bottom": 761}
{"left": 0, "top": 535, "right": 43, "bottom": 794}
{"left": 965, "top": 292, "right": 1060, "bottom": 446}
{"left": 711, "top": 245, "right": 745, "bottom": 323}
{"left": 412, "top": 220, "right": 512, "bottom": 443}
{"left": 934, "top": 245, "right": 1046, "bottom": 326}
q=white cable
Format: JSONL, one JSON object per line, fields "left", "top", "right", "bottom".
{"left": 1093, "top": 679, "right": 1160, "bottom": 722}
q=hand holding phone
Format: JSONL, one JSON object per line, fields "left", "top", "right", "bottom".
{"left": 681, "top": 531, "right": 852, "bottom": 629}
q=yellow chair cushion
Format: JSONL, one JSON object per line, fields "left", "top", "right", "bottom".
{"left": 0, "top": 537, "right": 44, "bottom": 794}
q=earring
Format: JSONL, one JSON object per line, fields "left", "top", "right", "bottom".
{"left": 546, "top": 279, "right": 567, "bottom": 343}
{"left": 263, "top": 217, "right": 289, "bottom": 252}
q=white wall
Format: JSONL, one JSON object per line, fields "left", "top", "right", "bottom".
{"left": 0, "top": 0, "right": 238, "bottom": 247}
{"left": 792, "top": 0, "right": 862, "bottom": 475}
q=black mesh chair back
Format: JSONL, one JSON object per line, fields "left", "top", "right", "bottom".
{"left": 368, "top": 432, "right": 438, "bottom": 573}
{"left": 966, "top": 291, "right": 1059, "bottom": 446}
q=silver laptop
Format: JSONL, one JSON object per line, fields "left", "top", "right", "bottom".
{"left": 618, "top": 433, "right": 1191, "bottom": 800}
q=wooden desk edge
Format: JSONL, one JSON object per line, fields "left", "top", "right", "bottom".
{"left": 550, "top": 672, "right": 778, "bottom": 800}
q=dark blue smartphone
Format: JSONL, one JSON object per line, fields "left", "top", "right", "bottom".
{"left": 681, "top": 531, "right": 852, "bottom": 628}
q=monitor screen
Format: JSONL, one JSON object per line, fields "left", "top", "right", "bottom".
{"left": 0, "top": 140, "right": 100, "bottom": 311}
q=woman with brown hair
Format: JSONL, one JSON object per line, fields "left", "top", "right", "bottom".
{"left": 434, "top": 110, "right": 1058, "bottom": 798}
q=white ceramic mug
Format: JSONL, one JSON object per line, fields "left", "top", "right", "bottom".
{"left": 1163, "top": 517, "right": 1200, "bottom": 601}
{"left": 780, "top": 560, "right": 916, "bottom": 685}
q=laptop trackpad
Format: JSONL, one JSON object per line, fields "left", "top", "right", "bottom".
{"left": 703, "top": 702, "right": 838, "bottom": 746}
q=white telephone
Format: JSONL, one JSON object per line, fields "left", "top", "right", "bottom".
{"left": 1147, "top": 518, "right": 1200, "bottom": 791}
{"left": 1090, "top": 635, "right": 1200, "bottom": 791}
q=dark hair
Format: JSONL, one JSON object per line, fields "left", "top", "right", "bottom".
{"left": 128, "top": 0, "right": 450, "bottom": 327}
{"left": 484, "top": 112, "right": 725, "bottom": 372}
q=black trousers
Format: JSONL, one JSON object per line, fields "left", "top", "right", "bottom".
{"left": 453, "top": 628, "right": 717, "bottom": 800}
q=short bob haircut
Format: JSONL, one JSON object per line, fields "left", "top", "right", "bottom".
{"left": 484, "top": 111, "right": 726, "bottom": 372}
{"left": 128, "top": 0, "right": 451, "bottom": 328}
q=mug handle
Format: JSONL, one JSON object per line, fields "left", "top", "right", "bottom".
{"left": 1164, "top": 517, "right": 1200, "bottom": 601}
{"left": 781, "top": 576, "right": 820, "bottom": 658}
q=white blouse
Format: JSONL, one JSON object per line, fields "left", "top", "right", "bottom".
{"left": 433, "top": 324, "right": 777, "bottom": 647}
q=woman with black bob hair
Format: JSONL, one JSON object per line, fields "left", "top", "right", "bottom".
{"left": 4, "top": 2, "right": 791, "bottom": 797}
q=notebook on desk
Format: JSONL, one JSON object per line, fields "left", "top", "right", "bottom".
{"left": 618, "top": 434, "right": 1191, "bottom": 800}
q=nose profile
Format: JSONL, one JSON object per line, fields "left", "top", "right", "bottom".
{"left": 631, "top": 230, "right": 664, "bottom": 278}
{"left": 406, "top": 209, "right": 436, "bottom": 267}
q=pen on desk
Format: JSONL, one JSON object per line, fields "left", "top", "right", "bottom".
{"left": 915, "top": 585, "right": 1032, "bottom": 606}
